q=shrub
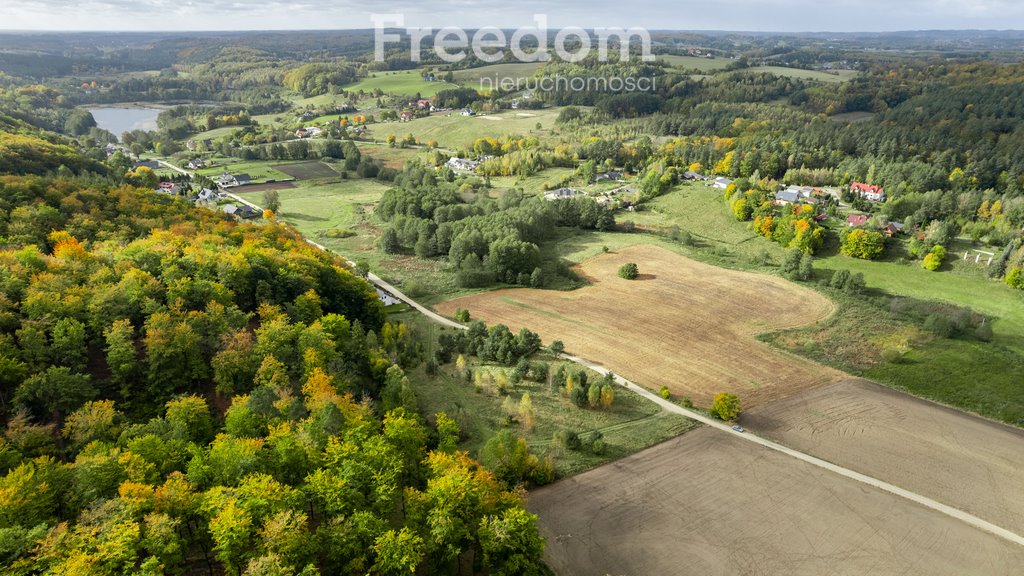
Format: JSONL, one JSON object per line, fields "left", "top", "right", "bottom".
{"left": 554, "top": 430, "right": 580, "bottom": 451}
{"left": 454, "top": 308, "right": 471, "bottom": 322}
{"left": 618, "top": 263, "right": 639, "bottom": 280}
{"left": 923, "top": 314, "right": 954, "bottom": 338}
{"left": 975, "top": 322, "right": 994, "bottom": 342}
{"left": 323, "top": 228, "right": 356, "bottom": 238}
{"left": 880, "top": 347, "right": 904, "bottom": 364}
{"left": 548, "top": 340, "right": 565, "bottom": 355}
{"left": 659, "top": 386, "right": 671, "bottom": 399}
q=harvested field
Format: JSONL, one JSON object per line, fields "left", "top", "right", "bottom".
{"left": 236, "top": 181, "right": 295, "bottom": 193}
{"left": 272, "top": 162, "right": 338, "bottom": 180}
{"left": 437, "top": 244, "right": 843, "bottom": 408}
{"left": 529, "top": 427, "right": 1024, "bottom": 576}
{"left": 744, "top": 378, "right": 1024, "bottom": 535}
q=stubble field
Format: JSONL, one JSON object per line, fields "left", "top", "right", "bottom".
{"left": 529, "top": 426, "right": 1024, "bottom": 576}
{"left": 437, "top": 244, "right": 844, "bottom": 408}
{"left": 743, "top": 378, "right": 1024, "bottom": 535}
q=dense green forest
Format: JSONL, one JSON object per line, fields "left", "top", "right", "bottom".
{"left": 0, "top": 173, "right": 548, "bottom": 574}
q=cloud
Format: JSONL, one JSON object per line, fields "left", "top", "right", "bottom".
{"left": 2, "top": 0, "right": 1023, "bottom": 31}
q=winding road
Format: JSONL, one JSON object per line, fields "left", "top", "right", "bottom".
{"left": 165, "top": 158, "right": 1024, "bottom": 549}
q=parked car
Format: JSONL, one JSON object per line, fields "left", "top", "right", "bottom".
{"left": 731, "top": 424, "right": 744, "bottom": 433}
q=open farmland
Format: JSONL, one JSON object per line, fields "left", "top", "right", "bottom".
{"left": 437, "top": 244, "right": 843, "bottom": 408}
{"left": 659, "top": 54, "right": 734, "bottom": 72}
{"left": 271, "top": 161, "right": 337, "bottom": 180}
{"left": 529, "top": 426, "right": 1024, "bottom": 576}
{"left": 373, "top": 107, "right": 563, "bottom": 150}
{"left": 344, "top": 70, "right": 459, "bottom": 96}
{"left": 743, "top": 378, "right": 1024, "bottom": 535}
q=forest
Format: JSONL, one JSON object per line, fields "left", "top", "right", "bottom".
{"left": 0, "top": 174, "right": 548, "bottom": 574}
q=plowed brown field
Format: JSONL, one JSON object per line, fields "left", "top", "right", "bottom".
{"left": 437, "top": 244, "right": 844, "bottom": 408}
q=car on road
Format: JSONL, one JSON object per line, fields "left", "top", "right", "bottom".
{"left": 731, "top": 424, "right": 744, "bottom": 433}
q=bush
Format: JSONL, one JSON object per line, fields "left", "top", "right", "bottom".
{"left": 975, "top": 322, "right": 994, "bottom": 342}
{"left": 554, "top": 430, "right": 581, "bottom": 451}
{"left": 323, "top": 228, "right": 356, "bottom": 238}
{"left": 880, "top": 347, "right": 904, "bottom": 363}
{"left": 548, "top": 340, "right": 565, "bottom": 355}
{"left": 454, "top": 308, "right": 471, "bottom": 322}
{"left": 618, "top": 263, "right": 639, "bottom": 280}
{"left": 923, "top": 314, "right": 954, "bottom": 338}
{"left": 659, "top": 386, "right": 671, "bottom": 399}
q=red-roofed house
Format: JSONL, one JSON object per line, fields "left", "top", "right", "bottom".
{"left": 847, "top": 214, "right": 870, "bottom": 227}
{"left": 850, "top": 182, "right": 886, "bottom": 202}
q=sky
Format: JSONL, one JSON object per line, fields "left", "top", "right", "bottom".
{"left": 2, "top": 0, "right": 1024, "bottom": 32}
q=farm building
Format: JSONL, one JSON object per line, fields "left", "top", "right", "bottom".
{"left": 712, "top": 177, "right": 733, "bottom": 189}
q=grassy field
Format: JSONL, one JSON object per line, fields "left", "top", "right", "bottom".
{"left": 658, "top": 54, "right": 734, "bottom": 72}
{"left": 372, "top": 107, "right": 563, "bottom": 150}
{"left": 813, "top": 246, "right": 1024, "bottom": 353}
{"left": 747, "top": 66, "right": 859, "bottom": 82}
{"left": 451, "top": 62, "right": 544, "bottom": 92}
{"left": 193, "top": 160, "right": 295, "bottom": 183}
{"left": 344, "top": 70, "right": 460, "bottom": 97}
{"left": 438, "top": 244, "right": 843, "bottom": 408}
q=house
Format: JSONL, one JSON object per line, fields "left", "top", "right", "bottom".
{"left": 774, "top": 189, "right": 802, "bottom": 205}
{"left": 850, "top": 182, "right": 886, "bottom": 202}
{"left": 711, "top": 177, "right": 733, "bottom": 189}
{"left": 235, "top": 205, "right": 260, "bottom": 219}
{"left": 186, "top": 159, "right": 206, "bottom": 170}
{"left": 156, "top": 182, "right": 181, "bottom": 195}
{"left": 295, "top": 129, "right": 308, "bottom": 138}
{"left": 196, "top": 188, "right": 220, "bottom": 203}
{"left": 460, "top": 108, "right": 475, "bottom": 117}
{"left": 416, "top": 99, "right": 432, "bottom": 109}
{"left": 882, "top": 222, "right": 905, "bottom": 237}
{"left": 682, "top": 171, "right": 709, "bottom": 181}
{"left": 217, "top": 173, "right": 252, "bottom": 188}
{"left": 446, "top": 157, "right": 480, "bottom": 172}
{"left": 543, "top": 188, "right": 581, "bottom": 201}
{"left": 133, "top": 160, "right": 160, "bottom": 170}
{"left": 400, "top": 111, "right": 414, "bottom": 122}
{"left": 847, "top": 214, "right": 870, "bottom": 227}
{"left": 376, "top": 288, "right": 402, "bottom": 306}
{"left": 595, "top": 172, "right": 623, "bottom": 182}
{"left": 304, "top": 127, "right": 322, "bottom": 137}
{"left": 222, "top": 205, "right": 239, "bottom": 215}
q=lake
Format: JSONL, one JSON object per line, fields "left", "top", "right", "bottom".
{"left": 87, "top": 106, "right": 163, "bottom": 137}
